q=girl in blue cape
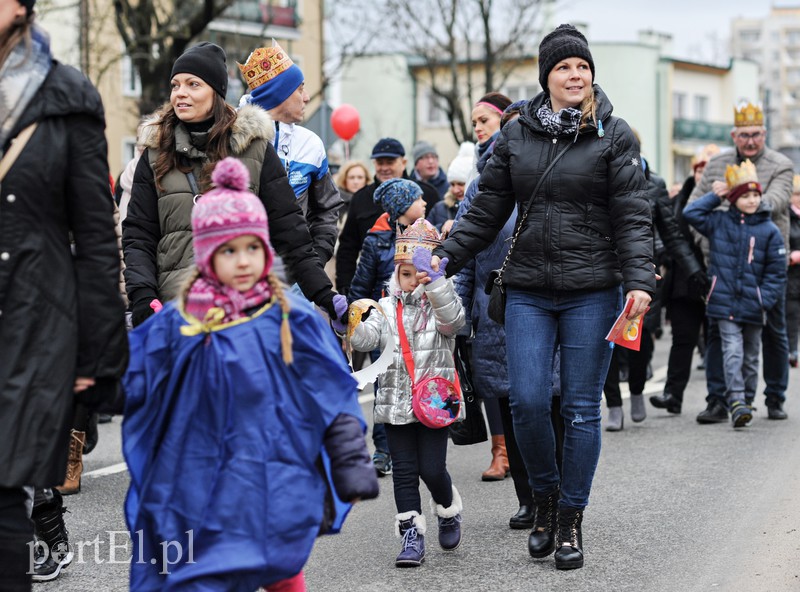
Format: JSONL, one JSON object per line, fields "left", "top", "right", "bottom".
{"left": 122, "top": 158, "right": 378, "bottom": 592}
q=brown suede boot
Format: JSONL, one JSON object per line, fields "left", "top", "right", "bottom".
{"left": 56, "top": 430, "right": 85, "bottom": 496}
{"left": 481, "top": 435, "right": 510, "bottom": 481}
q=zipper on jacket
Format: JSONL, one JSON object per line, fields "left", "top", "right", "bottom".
{"left": 543, "top": 137, "right": 559, "bottom": 285}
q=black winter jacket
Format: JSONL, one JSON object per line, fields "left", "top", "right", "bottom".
{"left": 436, "top": 86, "right": 655, "bottom": 296}
{"left": 0, "top": 62, "right": 127, "bottom": 487}
{"left": 663, "top": 175, "right": 708, "bottom": 303}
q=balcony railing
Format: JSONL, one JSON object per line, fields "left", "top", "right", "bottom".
{"left": 222, "top": 1, "right": 298, "bottom": 28}
{"left": 673, "top": 119, "right": 731, "bottom": 142}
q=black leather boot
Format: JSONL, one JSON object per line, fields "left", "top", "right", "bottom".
{"left": 528, "top": 489, "right": 558, "bottom": 558}
{"left": 554, "top": 506, "right": 584, "bottom": 570}
{"left": 649, "top": 392, "right": 682, "bottom": 414}
{"left": 509, "top": 504, "right": 534, "bottom": 530}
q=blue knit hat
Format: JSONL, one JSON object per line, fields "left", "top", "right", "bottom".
{"left": 374, "top": 178, "right": 422, "bottom": 225}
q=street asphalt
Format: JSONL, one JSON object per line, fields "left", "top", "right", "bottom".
{"left": 38, "top": 333, "right": 800, "bottom": 592}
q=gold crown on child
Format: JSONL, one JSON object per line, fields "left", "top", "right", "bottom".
{"left": 395, "top": 218, "right": 441, "bottom": 265}
{"left": 725, "top": 159, "right": 759, "bottom": 190}
{"left": 733, "top": 102, "right": 764, "bottom": 127}
{"left": 237, "top": 40, "right": 294, "bottom": 91}
{"left": 794, "top": 174, "right": 800, "bottom": 194}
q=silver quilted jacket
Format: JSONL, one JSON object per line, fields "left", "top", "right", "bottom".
{"left": 351, "top": 275, "right": 466, "bottom": 425}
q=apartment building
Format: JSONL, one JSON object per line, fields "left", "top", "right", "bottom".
{"left": 731, "top": 6, "right": 800, "bottom": 166}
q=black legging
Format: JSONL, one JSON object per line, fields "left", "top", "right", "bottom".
{"left": 604, "top": 329, "right": 654, "bottom": 407}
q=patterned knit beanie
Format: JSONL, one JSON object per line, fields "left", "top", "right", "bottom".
{"left": 538, "top": 24, "right": 595, "bottom": 92}
{"left": 191, "top": 158, "right": 273, "bottom": 281}
{"left": 374, "top": 178, "right": 422, "bottom": 225}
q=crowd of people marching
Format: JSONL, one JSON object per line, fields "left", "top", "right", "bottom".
{"left": 0, "top": 2, "right": 797, "bottom": 590}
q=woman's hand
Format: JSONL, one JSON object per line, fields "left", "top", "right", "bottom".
{"left": 73, "top": 377, "right": 96, "bottom": 393}
{"left": 625, "top": 290, "right": 651, "bottom": 319}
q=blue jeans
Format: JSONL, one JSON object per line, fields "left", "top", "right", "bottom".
{"left": 716, "top": 319, "right": 761, "bottom": 404}
{"left": 707, "top": 295, "right": 789, "bottom": 406}
{"left": 505, "top": 286, "right": 620, "bottom": 509}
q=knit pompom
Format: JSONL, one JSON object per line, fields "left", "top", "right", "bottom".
{"left": 211, "top": 157, "right": 250, "bottom": 191}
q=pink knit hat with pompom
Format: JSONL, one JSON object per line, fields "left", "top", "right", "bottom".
{"left": 191, "top": 157, "right": 273, "bottom": 281}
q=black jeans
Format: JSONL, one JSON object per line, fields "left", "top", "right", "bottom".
{"left": 787, "top": 291, "right": 800, "bottom": 356}
{"left": 0, "top": 487, "right": 34, "bottom": 592}
{"left": 664, "top": 298, "right": 706, "bottom": 402}
{"left": 385, "top": 423, "right": 452, "bottom": 514}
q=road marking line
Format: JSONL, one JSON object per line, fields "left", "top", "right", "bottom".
{"left": 84, "top": 462, "right": 128, "bottom": 478}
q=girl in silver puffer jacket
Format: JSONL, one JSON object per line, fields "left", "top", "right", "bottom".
{"left": 351, "top": 218, "right": 465, "bottom": 568}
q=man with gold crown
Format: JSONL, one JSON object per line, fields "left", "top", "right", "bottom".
{"left": 238, "top": 41, "right": 342, "bottom": 266}
{"left": 689, "top": 102, "right": 793, "bottom": 422}
{"left": 683, "top": 160, "right": 786, "bottom": 428}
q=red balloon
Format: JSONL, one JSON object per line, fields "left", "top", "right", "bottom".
{"left": 331, "top": 104, "right": 360, "bottom": 141}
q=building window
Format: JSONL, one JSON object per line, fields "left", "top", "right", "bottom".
{"left": 738, "top": 29, "right": 760, "bottom": 44}
{"left": 673, "top": 92, "right": 687, "bottom": 119}
{"left": 503, "top": 84, "right": 538, "bottom": 101}
{"left": 120, "top": 137, "right": 137, "bottom": 175}
{"left": 694, "top": 95, "right": 708, "bottom": 121}
{"left": 424, "top": 89, "right": 450, "bottom": 126}
{"left": 787, "top": 30, "right": 800, "bottom": 45}
{"left": 121, "top": 52, "right": 141, "bottom": 98}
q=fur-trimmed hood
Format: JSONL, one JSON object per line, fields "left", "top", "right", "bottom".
{"left": 139, "top": 103, "right": 275, "bottom": 154}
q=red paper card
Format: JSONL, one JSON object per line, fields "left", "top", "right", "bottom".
{"left": 605, "top": 297, "right": 649, "bottom": 351}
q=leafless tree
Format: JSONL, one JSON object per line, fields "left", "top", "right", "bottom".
{"left": 112, "top": 0, "right": 237, "bottom": 114}
{"left": 347, "top": 0, "right": 545, "bottom": 144}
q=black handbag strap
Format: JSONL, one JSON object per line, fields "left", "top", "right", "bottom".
{"left": 496, "top": 141, "right": 573, "bottom": 283}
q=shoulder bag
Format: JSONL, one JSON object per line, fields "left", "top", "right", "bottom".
{"left": 485, "top": 141, "right": 573, "bottom": 325}
{"left": 396, "top": 300, "right": 462, "bottom": 429}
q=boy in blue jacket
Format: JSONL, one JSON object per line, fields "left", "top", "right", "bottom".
{"left": 683, "top": 159, "right": 786, "bottom": 428}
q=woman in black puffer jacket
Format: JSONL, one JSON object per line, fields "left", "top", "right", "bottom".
{"left": 427, "top": 24, "right": 654, "bottom": 570}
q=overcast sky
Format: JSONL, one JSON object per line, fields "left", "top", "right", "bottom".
{"left": 553, "top": 0, "right": 780, "bottom": 63}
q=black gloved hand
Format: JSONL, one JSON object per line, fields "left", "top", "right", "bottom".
{"left": 131, "top": 297, "right": 157, "bottom": 327}
{"left": 687, "top": 271, "right": 711, "bottom": 300}
{"left": 74, "top": 377, "right": 124, "bottom": 414}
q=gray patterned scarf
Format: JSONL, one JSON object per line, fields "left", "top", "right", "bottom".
{"left": 0, "top": 25, "right": 52, "bottom": 155}
{"left": 536, "top": 100, "right": 582, "bottom": 137}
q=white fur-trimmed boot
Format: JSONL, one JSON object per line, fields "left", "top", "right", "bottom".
{"left": 430, "top": 485, "right": 462, "bottom": 551}
{"left": 395, "top": 511, "right": 426, "bottom": 567}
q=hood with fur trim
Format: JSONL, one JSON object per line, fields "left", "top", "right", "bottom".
{"left": 139, "top": 103, "right": 275, "bottom": 153}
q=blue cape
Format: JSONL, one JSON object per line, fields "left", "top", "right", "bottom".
{"left": 122, "top": 296, "right": 363, "bottom": 591}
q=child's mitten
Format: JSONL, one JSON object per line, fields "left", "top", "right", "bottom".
{"left": 412, "top": 248, "right": 449, "bottom": 283}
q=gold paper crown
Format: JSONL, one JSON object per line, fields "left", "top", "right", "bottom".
{"left": 691, "top": 144, "right": 721, "bottom": 169}
{"left": 793, "top": 174, "right": 800, "bottom": 194}
{"left": 725, "top": 159, "right": 759, "bottom": 190}
{"left": 395, "top": 218, "right": 441, "bottom": 265}
{"left": 237, "top": 41, "right": 295, "bottom": 91}
{"left": 734, "top": 102, "right": 764, "bottom": 127}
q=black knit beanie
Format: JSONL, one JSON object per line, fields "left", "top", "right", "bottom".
{"left": 170, "top": 42, "right": 228, "bottom": 98}
{"left": 18, "top": 0, "right": 35, "bottom": 15}
{"left": 538, "top": 24, "right": 595, "bottom": 92}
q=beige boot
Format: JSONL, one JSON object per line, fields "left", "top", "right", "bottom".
{"left": 56, "top": 430, "right": 85, "bottom": 496}
{"left": 481, "top": 435, "right": 510, "bottom": 481}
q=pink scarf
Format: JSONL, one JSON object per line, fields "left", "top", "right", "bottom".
{"left": 185, "top": 275, "right": 273, "bottom": 325}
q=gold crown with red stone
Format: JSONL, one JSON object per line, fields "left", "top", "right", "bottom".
{"left": 395, "top": 218, "right": 441, "bottom": 265}
{"left": 734, "top": 102, "right": 764, "bottom": 127}
{"left": 725, "top": 159, "right": 759, "bottom": 190}
{"left": 237, "top": 41, "right": 295, "bottom": 91}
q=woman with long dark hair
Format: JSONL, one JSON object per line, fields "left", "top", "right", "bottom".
{"left": 123, "top": 43, "right": 345, "bottom": 328}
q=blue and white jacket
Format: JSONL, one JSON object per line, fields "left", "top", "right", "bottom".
{"left": 273, "top": 121, "right": 343, "bottom": 263}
